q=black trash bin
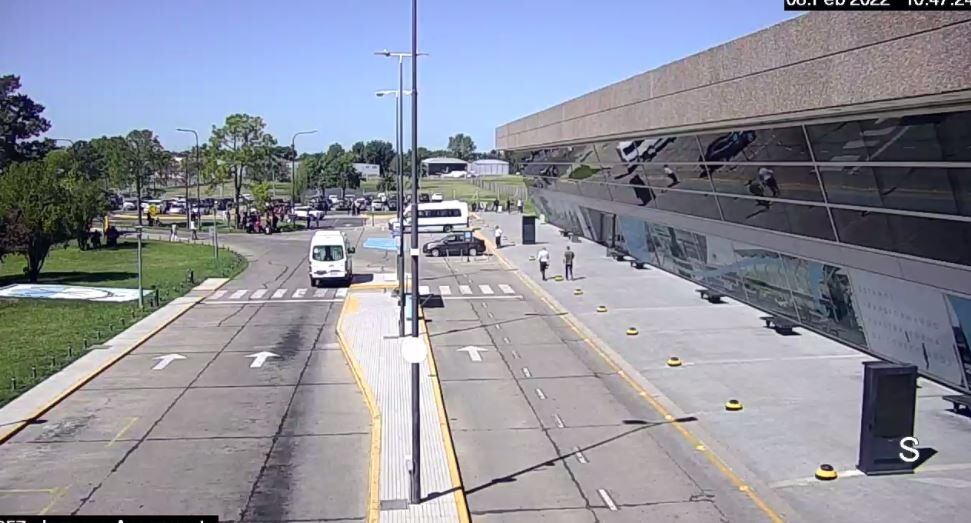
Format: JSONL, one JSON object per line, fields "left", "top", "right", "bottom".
{"left": 522, "top": 215, "right": 536, "bottom": 245}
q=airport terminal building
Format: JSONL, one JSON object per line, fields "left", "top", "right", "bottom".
{"left": 496, "top": 13, "right": 971, "bottom": 393}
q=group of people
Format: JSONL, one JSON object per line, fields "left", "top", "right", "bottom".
{"left": 486, "top": 197, "right": 524, "bottom": 214}
{"left": 536, "top": 245, "right": 575, "bottom": 281}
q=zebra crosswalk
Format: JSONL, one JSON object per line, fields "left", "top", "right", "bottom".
{"left": 206, "top": 282, "right": 519, "bottom": 303}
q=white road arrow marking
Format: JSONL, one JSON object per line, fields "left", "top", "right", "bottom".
{"left": 246, "top": 351, "right": 280, "bottom": 368}
{"left": 152, "top": 353, "right": 186, "bottom": 370}
{"left": 457, "top": 345, "right": 488, "bottom": 362}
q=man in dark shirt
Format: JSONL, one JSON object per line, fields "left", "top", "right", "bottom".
{"left": 564, "top": 246, "right": 575, "bottom": 281}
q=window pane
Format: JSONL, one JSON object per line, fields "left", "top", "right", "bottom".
{"left": 653, "top": 189, "right": 722, "bottom": 220}
{"left": 732, "top": 244, "right": 800, "bottom": 319}
{"left": 710, "top": 164, "right": 823, "bottom": 201}
{"left": 719, "top": 198, "right": 834, "bottom": 240}
{"left": 594, "top": 136, "right": 701, "bottom": 165}
{"left": 608, "top": 181, "right": 657, "bottom": 207}
{"left": 562, "top": 163, "right": 603, "bottom": 180}
{"left": 780, "top": 255, "right": 867, "bottom": 347}
{"left": 886, "top": 213, "right": 971, "bottom": 266}
{"left": 698, "top": 127, "right": 810, "bottom": 163}
{"left": 831, "top": 208, "right": 895, "bottom": 252}
{"left": 806, "top": 120, "right": 868, "bottom": 162}
{"left": 578, "top": 180, "right": 614, "bottom": 201}
{"left": 820, "top": 166, "right": 971, "bottom": 216}
{"left": 859, "top": 112, "right": 971, "bottom": 162}
{"left": 522, "top": 163, "right": 561, "bottom": 177}
{"left": 552, "top": 178, "right": 582, "bottom": 196}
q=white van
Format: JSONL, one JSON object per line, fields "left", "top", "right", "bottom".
{"left": 389, "top": 200, "right": 469, "bottom": 233}
{"left": 308, "top": 230, "right": 355, "bottom": 286}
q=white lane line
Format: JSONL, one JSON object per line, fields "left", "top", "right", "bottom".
{"left": 535, "top": 388, "right": 546, "bottom": 400}
{"left": 229, "top": 289, "right": 248, "bottom": 299}
{"left": 498, "top": 284, "right": 515, "bottom": 294}
{"left": 419, "top": 285, "right": 430, "bottom": 295}
{"left": 598, "top": 489, "right": 618, "bottom": 511}
{"left": 272, "top": 288, "right": 288, "bottom": 299}
{"left": 522, "top": 367, "right": 531, "bottom": 378}
{"left": 479, "top": 284, "right": 495, "bottom": 295}
{"left": 553, "top": 413, "right": 565, "bottom": 428}
{"left": 439, "top": 285, "right": 452, "bottom": 295}
{"left": 209, "top": 290, "right": 227, "bottom": 300}
{"left": 573, "top": 447, "right": 589, "bottom": 464}
{"left": 251, "top": 289, "right": 268, "bottom": 299}
{"left": 459, "top": 285, "right": 473, "bottom": 295}
{"left": 205, "top": 299, "right": 344, "bottom": 305}
{"left": 293, "top": 288, "right": 307, "bottom": 298}
{"left": 443, "top": 295, "right": 522, "bottom": 301}
{"left": 335, "top": 288, "right": 348, "bottom": 298}
{"left": 314, "top": 288, "right": 329, "bottom": 297}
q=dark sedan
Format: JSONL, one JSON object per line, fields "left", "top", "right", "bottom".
{"left": 422, "top": 233, "right": 486, "bottom": 257}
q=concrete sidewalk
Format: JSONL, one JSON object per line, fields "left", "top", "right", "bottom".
{"left": 338, "top": 288, "right": 467, "bottom": 522}
{"left": 477, "top": 210, "right": 971, "bottom": 523}
{"left": 0, "top": 279, "right": 227, "bottom": 444}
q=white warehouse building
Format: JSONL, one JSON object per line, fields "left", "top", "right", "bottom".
{"left": 469, "top": 159, "right": 510, "bottom": 176}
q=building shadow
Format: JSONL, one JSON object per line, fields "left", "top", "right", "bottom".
{"left": 0, "top": 271, "right": 137, "bottom": 287}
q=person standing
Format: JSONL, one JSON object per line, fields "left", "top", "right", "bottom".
{"left": 494, "top": 226, "right": 503, "bottom": 249}
{"left": 190, "top": 217, "right": 199, "bottom": 240}
{"left": 564, "top": 246, "right": 575, "bottom": 281}
{"left": 517, "top": 199, "right": 524, "bottom": 213}
{"left": 169, "top": 222, "right": 178, "bottom": 242}
{"left": 537, "top": 246, "right": 550, "bottom": 281}
{"left": 493, "top": 197, "right": 500, "bottom": 212}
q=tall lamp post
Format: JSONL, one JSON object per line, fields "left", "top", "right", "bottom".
{"left": 290, "top": 130, "right": 318, "bottom": 204}
{"left": 176, "top": 128, "right": 200, "bottom": 229}
{"left": 376, "top": 88, "right": 412, "bottom": 337}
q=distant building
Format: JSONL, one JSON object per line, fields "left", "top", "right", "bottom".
{"left": 421, "top": 157, "right": 467, "bottom": 177}
{"left": 353, "top": 163, "right": 381, "bottom": 179}
{"left": 469, "top": 159, "right": 510, "bottom": 176}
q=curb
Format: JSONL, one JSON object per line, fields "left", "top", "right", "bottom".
{"left": 478, "top": 226, "right": 793, "bottom": 523}
{"left": 335, "top": 293, "right": 382, "bottom": 523}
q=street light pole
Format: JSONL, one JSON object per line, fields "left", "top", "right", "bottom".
{"left": 176, "top": 129, "right": 200, "bottom": 231}
{"left": 136, "top": 226, "right": 144, "bottom": 309}
{"left": 290, "top": 130, "right": 318, "bottom": 205}
{"left": 409, "top": 0, "right": 421, "bottom": 505}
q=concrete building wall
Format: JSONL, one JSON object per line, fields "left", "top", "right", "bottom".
{"left": 496, "top": 12, "right": 971, "bottom": 150}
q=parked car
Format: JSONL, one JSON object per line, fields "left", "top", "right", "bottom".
{"left": 422, "top": 232, "right": 485, "bottom": 257}
{"left": 430, "top": 192, "right": 444, "bottom": 202}
{"left": 293, "top": 206, "right": 325, "bottom": 220}
{"left": 418, "top": 193, "right": 431, "bottom": 203}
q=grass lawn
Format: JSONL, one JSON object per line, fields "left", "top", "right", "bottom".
{"left": 0, "top": 239, "right": 246, "bottom": 406}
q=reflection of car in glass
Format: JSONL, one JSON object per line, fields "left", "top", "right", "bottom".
{"left": 701, "top": 131, "right": 757, "bottom": 163}
{"left": 422, "top": 233, "right": 485, "bottom": 257}
{"left": 616, "top": 137, "right": 676, "bottom": 164}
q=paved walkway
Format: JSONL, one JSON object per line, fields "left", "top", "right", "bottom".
{"left": 477, "top": 211, "right": 971, "bottom": 523}
{"left": 338, "top": 288, "right": 465, "bottom": 522}
{"left": 0, "top": 280, "right": 223, "bottom": 443}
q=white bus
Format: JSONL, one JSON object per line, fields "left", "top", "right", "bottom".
{"left": 390, "top": 200, "right": 469, "bottom": 233}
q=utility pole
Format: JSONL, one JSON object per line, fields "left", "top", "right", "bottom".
{"left": 409, "top": 0, "right": 421, "bottom": 505}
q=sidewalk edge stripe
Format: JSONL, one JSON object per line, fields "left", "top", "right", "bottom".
{"left": 336, "top": 292, "right": 382, "bottom": 523}
{"left": 0, "top": 291, "right": 212, "bottom": 445}
{"left": 477, "top": 227, "right": 788, "bottom": 523}
{"left": 420, "top": 305, "right": 471, "bottom": 523}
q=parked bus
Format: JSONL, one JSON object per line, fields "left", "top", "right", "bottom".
{"left": 390, "top": 200, "right": 469, "bottom": 233}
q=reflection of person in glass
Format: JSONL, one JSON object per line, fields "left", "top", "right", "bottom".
{"left": 662, "top": 164, "right": 680, "bottom": 187}
{"left": 757, "top": 167, "right": 780, "bottom": 197}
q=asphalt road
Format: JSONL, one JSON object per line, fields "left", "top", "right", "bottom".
{"left": 421, "top": 246, "right": 773, "bottom": 522}
{"left": 0, "top": 220, "right": 371, "bottom": 521}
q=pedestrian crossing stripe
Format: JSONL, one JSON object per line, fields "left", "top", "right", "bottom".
{"left": 419, "top": 285, "right": 430, "bottom": 295}
{"left": 459, "top": 285, "right": 473, "bottom": 295}
{"left": 272, "top": 288, "right": 287, "bottom": 299}
{"left": 479, "top": 284, "right": 494, "bottom": 295}
{"left": 251, "top": 289, "right": 268, "bottom": 299}
{"left": 293, "top": 288, "right": 307, "bottom": 298}
{"left": 229, "top": 289, "right": 248, "bottom": 299}
{"left": 498, "top": 284, "right": 515, "bottom": 294}
{"left": 207, "top": 283, "right": 517, "bottom": 301}
{"left": 335, "top": 288, "right": 348, "bottom": 298}
{"left": 439, "top": 286, "right": 452, "bottom": 295}
{"left": 210, "top": 290, "right": 227, "bottom": 300}
{"left": 314, "top": 288, "right": 328, "bottom": 297}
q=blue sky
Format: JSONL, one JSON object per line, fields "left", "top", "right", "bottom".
{"left": 1, "top": 0, "right": 798, "bottom": 153}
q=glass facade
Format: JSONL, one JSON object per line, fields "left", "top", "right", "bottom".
{"left": 515, "top": 108, "right": 971, "bottom": 267}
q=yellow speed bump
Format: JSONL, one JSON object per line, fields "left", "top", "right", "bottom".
{"left": 666, "top": 357, "right": 682, "bottom": 367}
{"left": 553, "top": 275, "right": 564, "bottom": 282}
{"left": 725, "top": 399, "right": 743, "bottom": 411}
{"left": 626, "top": 327, "right": 639, "bottom": 336}
{"left": 574, "top": 288, "right": 583, "bottom": 296}
{"left": 529, "top": 255, "right": 535, "bottom": 261}
{"left": 815, "top": 464, "right": 838, "bottom": 481}
{"left": 596, "top": 305, "right": 608, "bottom": 313}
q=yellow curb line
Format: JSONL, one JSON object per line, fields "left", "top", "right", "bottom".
{"left": 0, "top": 283, "right": 224, "bottom": 445}
{"left": 336, "top": 292, "right": 382, "bottom": 523}
{"left": 479, "top": 231, "right": 785, "bottom": 523}
{"left": 419, "top": 306, "right": 471, "bottom": 522}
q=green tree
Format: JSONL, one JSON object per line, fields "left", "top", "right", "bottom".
{"left": 0, "top": 162, "right": 70, "bottom": 281}
{"left": 446, "top": 134, "right": 476, "bottom": 161}
{"left": 44, "top": 146, "right": 109, "bottom": 248}
{"left": 250, "top": 181, "right": 271, "bottom": 211}
{"left": 323, "top": 152, "right": 360, "bottom": 198}
{"left": 209, "top": 114, "right": 275, "bottom": 227}
{"left": 0, "top": 75, "right": 52, "bottom": 170}
{"left": 124, "top": 130, "right": 169, "bottom": 224}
